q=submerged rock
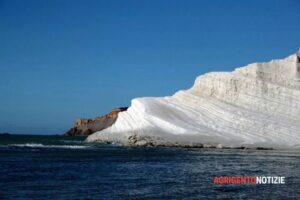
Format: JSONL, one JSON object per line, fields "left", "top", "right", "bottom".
{"left": 64, "top": 107, "right": 127, "bottom": 136}
{"left": 87, "top": 53, "right": 300, "bottom": 149}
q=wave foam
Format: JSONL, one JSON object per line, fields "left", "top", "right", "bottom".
{"left": 7, "top": 143, "right": 91, "bottom": 149}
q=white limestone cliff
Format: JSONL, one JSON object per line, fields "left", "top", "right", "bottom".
{"left": 87, "top": 53, "right": 300, "bottom": 149}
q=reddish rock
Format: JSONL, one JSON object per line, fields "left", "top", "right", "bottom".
{"left": 64, "top": 107, "right": 128, "bottom": 136}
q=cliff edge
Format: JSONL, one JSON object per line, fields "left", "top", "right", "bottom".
{"left": 64, "top": 107, "right": 128, "bottom": 136}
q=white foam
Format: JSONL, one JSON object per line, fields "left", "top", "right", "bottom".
{"left": 8, "top": 143, "right": 91, "bottom": 149}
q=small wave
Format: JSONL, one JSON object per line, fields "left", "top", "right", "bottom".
{"left": 7, "top": 143, "right": 91, "bottom": 149}
{"left": 58, "top": 140, "right": 83, "bottom": 144}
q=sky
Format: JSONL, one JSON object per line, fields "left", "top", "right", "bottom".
{"left": 0, "top": 0, "right": 300, "bottom": 134}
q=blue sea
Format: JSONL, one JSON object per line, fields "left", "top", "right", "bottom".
{"left": 0, "top": 134, "right": 299, "bottom": 199}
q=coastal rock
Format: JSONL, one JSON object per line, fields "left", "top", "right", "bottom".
{"left": 64, "top": 107, "right": 127, "bottom": 136}
{"left": 86, "top": 53, "right": 300, "bottom": 149}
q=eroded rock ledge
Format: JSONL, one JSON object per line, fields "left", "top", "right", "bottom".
{"left": 64, "top": 107, "right": 128, "bottom": 136}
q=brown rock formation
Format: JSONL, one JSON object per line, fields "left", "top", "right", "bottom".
{"left": 64, "top": 107, "right": 128, "bottom": 136}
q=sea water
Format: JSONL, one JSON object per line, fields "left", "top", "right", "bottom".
{"left": 0, "top": 134, "right": 299, "bottom": 199}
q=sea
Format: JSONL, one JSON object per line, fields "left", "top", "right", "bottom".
{"left": 0, "top": 134, "right": 299, "bottom": 199}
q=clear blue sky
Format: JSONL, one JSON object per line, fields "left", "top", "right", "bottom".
{"left": 0, "top": 0, "right": 299, "bottom": 134}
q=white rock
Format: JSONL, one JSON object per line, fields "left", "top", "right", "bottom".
{"left": 86, "top": 53, "right": 300, "bottom": 149}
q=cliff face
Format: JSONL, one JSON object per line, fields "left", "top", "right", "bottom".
{"left": 64, "top": 107, "right": 128, "bottom": 136}
{"left": 86, "top": 53, "right": 300, "bottom": 149}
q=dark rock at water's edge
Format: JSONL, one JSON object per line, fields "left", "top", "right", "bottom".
{"left": 64, "top": 107, "right": 128, "bottom": 136}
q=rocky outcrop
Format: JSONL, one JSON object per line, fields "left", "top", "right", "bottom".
{"left": 64, "top": 107, "right": 127, "bottom": 136}
{"left": 86, "top": 53, "right": 300, "bottom": 149}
